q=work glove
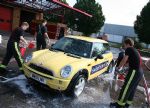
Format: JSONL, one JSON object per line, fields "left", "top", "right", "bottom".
{"left": 115, "top": 67, "right": 123, "bottom": 74}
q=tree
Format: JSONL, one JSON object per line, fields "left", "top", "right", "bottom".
{"left": 60, "top": 0, "right": 68, "bottom": 4}
{"left": 134, "top": 2, "right": 150, "bottom": 44}
{"left": 66, "top": 0, "right": 105, "bottom": 36}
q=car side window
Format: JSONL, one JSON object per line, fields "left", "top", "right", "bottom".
{"left": 91, "top": 43, "right": 104, "bottom": 58}
{"left": 103, "top": 43, "right": 110, "bottom": 53}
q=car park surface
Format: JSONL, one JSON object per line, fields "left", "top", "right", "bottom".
{"left": 0, "top": 35, "right": 148, "bottom": 108}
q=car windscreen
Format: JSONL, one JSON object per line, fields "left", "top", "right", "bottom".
{"left": 51, "top": 37, "right": 92, "bottom": 58}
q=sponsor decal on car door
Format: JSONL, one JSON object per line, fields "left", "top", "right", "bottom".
{"left": 91, "top": 61, "right": 109, "bottom": 74}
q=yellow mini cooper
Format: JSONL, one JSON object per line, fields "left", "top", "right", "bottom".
{"left": 23, "top": 36, "right": 114, "bottom": 97}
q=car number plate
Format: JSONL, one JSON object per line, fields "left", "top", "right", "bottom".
{"left": 30, "top": 73, "right": 46, "bottom": 84}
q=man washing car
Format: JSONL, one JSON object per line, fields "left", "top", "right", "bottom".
{"left": 34, "top": 19, "right": 50, "bottom": 50}
{"left": 0, "top": 22, "right": 29, "bottom": 77}
{"left": 110, "top": 38, "right": 143, "bottom": 108}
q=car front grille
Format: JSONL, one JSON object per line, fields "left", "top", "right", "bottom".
{"left": 29, "top": 63, "right": 53, "bottom": 76}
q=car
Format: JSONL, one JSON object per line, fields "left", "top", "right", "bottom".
{"left": 23, "top": 35, "right": 114, "bottom": 97}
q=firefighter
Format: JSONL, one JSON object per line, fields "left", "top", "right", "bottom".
{"left": 115, "top": 46, "right": 125, "bottom": 67}
{"left": 114, "top": 46, "right": 125, "bottom": 79}
{"left": 34, "top": 19, "right": 50, "bottom": 50}
{"left": 110, "top": 38, "right": 143, "bottom": 108}
{"left": 0, "top": 22, "right": 29, "bottom": 77}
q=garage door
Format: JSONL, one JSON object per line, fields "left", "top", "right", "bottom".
{"left": 0, "top": 6, "right": 12, "bottom": 31}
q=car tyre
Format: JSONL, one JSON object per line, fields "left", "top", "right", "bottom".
{"left": 65, "top": 75, "right": 86, "bottom": 97}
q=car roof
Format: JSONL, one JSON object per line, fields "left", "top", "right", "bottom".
{"left": 66, "top": 35, "right": 108, "bottom": 43}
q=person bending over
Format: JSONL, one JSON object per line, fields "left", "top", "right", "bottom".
{"left": 0, "top": 22, "right": 29, "bottom": 77}
{"left": 110, "top": 38, "right": 143, "bottom": 108}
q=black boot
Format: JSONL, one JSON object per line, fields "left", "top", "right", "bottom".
{"left": 125, "top": 103, "right": 130, "bottom": 108}
{"left": 0, "top": 68, "right": 7, "bottom": 77}
{"left": 110, "top": 102, "right": 125, "bottom": 108}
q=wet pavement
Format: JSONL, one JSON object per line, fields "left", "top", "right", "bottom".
{"left": 0, "top": 66, "right": 147, "bottom": 108}
{"left": 0, "top": 35, "right": 149, "bottom": 108}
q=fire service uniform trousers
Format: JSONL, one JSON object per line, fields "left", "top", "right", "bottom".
{"left": 0, "top": 41, "right": 23, "bottom": 71}
{"left": 117, "top": 68, "right": 143, "bottom": 106}
{"left": 36, "top": 38, "right": 46, "bottom": 50}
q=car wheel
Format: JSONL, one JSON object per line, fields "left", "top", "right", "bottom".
{"left": 66, "top": 75, "right": 86, "bottom": 97}
{"left": 106, "top": 62, "right": 114, "bottom": 73}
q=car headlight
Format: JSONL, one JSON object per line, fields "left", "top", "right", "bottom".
{"left": 25, "top": 54, "right": 33, "bottom": 63}
{"left": 61, "top": 65, "right": 72, "bottom": 78}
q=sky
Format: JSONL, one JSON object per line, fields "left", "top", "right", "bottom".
{"left": 67, "top": 0, "right": 149, "bottom": 26}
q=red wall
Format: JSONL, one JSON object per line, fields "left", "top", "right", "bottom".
{"left": 0, "top": 6, "right": 12, "bottom": 31}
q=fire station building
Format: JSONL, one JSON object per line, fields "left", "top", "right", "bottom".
{"left": 0, "top": 0, "right": 91, "bottom": 39}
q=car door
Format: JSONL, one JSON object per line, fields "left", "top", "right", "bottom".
{"left": 88, "top": 43, "right": 109, "bottom": 80}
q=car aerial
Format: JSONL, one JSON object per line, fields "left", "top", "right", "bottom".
{"left": 23, "top": 35, "right": 114, "bottom": 97}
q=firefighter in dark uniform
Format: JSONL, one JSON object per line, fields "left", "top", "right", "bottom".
{"left": 34, "top": 19, "right": 50, "bottom": 50}
{"left": 0, "top": 22, "right": 29, "bottom": 77}
{"left": 110, "top": 38, "right": 143, "bottom": 108}
{"left": 114, "top": 46, "right": 125, "bottom": 79}
{"left": 115, "top": 46, "right": 125, "bottom": 67}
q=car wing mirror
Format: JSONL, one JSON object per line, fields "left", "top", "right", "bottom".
{"left": 94, "top": 55, "right": 104, "bottom": 61}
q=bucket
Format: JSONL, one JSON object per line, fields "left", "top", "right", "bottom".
{"left": 28, "top": 41, "right": 35, "bottom": 49}
{"left": 118, "top": 74, "right": 125, "bottom": 80}
{"left": 20, "top": 47, "right": 26, "bottom": 57}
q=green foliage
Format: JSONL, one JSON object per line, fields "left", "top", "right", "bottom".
{"left": 134, "top": 2, "right": 150, "bottom": 44}
{"left": 134, "top": 40, "right": 144, "bottom": 49}
{"left": 60, "top": 0, "right": 68, "bottom": 4}
{"left": 66, "top": 0, "right": 105, "bottom": 36}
